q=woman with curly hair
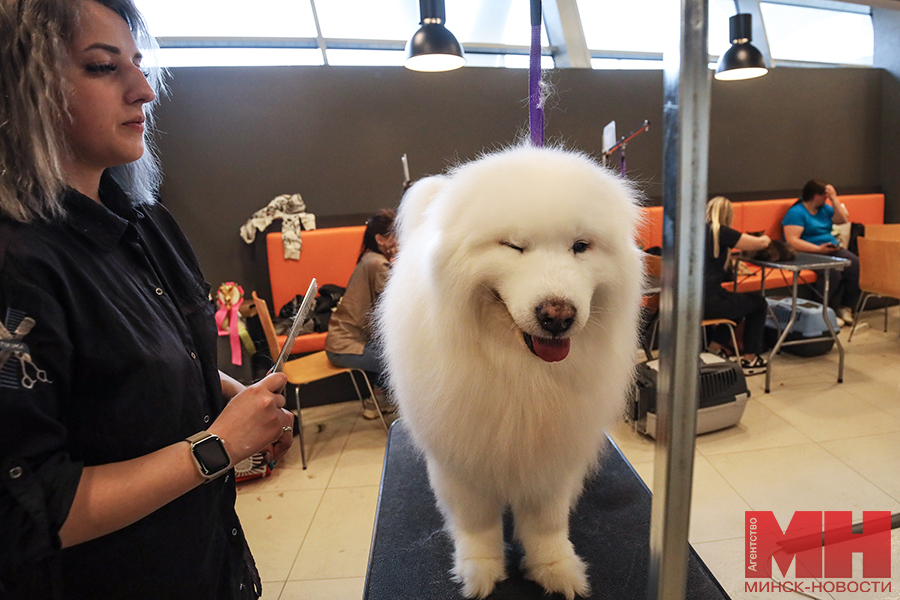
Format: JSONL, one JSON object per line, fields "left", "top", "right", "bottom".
{"left": 0, "top": 1, "right": 291, "bottom": 597}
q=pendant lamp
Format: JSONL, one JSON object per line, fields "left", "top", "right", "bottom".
{"left": 405, "top": 0, "right": 466, "bottom": 72}
{"left": 715, "top": 13, "right": 768, "bottom": 81}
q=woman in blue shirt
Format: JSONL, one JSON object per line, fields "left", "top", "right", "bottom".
{"left": 782, "top": 180, "right": 860, "bottom": 324}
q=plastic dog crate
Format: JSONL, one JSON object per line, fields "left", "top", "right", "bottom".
{"left": 631, "top": 353, "right": 749, "bottom": 439}
{"left": 764, "top": 297, "right": 838, "bottom": 357}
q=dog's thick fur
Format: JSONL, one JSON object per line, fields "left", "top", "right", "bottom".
{"left": 377, "top": 146, "right": 644, "bottom": 599}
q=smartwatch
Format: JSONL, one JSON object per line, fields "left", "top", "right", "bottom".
{"left": 186, "top": 431, "right": 231, "bottom": 481}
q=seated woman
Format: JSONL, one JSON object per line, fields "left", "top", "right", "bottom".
{"left": 782, "top": 180, "right": 860, "bottom": 325}
{"left": 705, "top": 196, "right": 772, "bottom": 375}
{"left": 325, "top": 209, "right": 396, "bottom": 418}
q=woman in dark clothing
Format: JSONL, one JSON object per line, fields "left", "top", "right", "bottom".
{"left": 0, "top": 1, "right": 292, "bottom": 597}
{"left": 704, "top": 196, "right": 772, "bottom": 375}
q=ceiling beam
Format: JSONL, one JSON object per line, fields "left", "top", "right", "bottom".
{"left": 543, "top": 0, "right": 592, "bottom": 68}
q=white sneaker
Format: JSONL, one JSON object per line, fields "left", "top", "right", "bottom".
{"left": 361, "top": 399, "right": 379, "bottom": 420}
{"left": 840, "top": 307, "right": 854, "bottom": 324}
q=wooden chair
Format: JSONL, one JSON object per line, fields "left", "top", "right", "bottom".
{"left": 266, "top": 227, "right": 365, "bottom": 354}
{"left": 861, "top": 223, "right": 900, "bottom": 242}
{"left": 252, "top": 292, "right": 387, "bottom": 469}
{"left": 700, "top": 318, "right": 741, "bottom": 362}
{"left": 849, "top": 237, "right": 900, "bottom": 342}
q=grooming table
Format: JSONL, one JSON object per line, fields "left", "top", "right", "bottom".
{"left": 364, "top": 421, "right": 729, "bottom": 600}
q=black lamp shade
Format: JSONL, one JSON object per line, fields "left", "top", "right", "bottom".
{"left": 405, "top": 0, "right": 465, "bottom": 71}
{"left": 405, "top": 23, "right": 465, "bottom": 71}
{"left": 715, "top": 13, "right": 767, "bottom": 81}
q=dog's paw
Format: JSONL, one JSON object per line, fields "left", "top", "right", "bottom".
{"left": 524, "top": 552, "right": 590, "bottom": 600}
{"left": 451, "top": 557, "right": 507, "bottom": 599}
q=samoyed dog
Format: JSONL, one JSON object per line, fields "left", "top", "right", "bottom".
{"left": 377, "top": 145, "right": 644, "bottom": 599}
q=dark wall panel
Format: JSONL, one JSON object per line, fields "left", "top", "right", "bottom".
{"left": 874, "top": 7, "right": 900, "bottom": 224}
{"left": 153, "top": 65, "right": 884, "bottom": 296}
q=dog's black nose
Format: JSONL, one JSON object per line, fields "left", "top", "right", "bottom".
{"left": 535, "top": 300, "right": 576, "bottom": 335}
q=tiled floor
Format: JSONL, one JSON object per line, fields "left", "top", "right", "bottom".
{"left": 237, "top": 311, "right": 900, "bottom": 600}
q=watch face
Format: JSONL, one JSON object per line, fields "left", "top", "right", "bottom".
{"left": 193, "top": 436, "right": 231, "bottom": 476}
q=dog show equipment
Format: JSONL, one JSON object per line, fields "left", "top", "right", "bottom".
{"left": 764, "top": 297, "right": 839, "bottom": 357}
{"left": 601, "top": 119, "right": 651, "bottom": 176}
{"left": 364, "top": 421, "right": 730, "bottom": 600}
{"left": 631, "top": 354, "right": 750, "bottom": 439}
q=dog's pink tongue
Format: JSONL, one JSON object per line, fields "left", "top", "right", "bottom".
{"left": 532, "top": 337, "right": 570, "bottom": 362}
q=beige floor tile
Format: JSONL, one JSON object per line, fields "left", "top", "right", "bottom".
{"left": 328, "top": 417, "right": 388, "bottom": 488}
{"left": 689, "top": 455, "right": 754, "bottom": 544}
{"left": 631, "top": 460, "right": 654, "bottom": 490}
{"left": 696, "top": 399, "right": 814, "bottom": 456}
{"left": 821, "top": 431, "right": 900, "bottom": 502}
{"left": 705, "top": 443, "right": 898, "bottom": 523}
{"left": 236, "top": 488, "right": 324, "bottom": 582}
{"left": 755, "top": 386, "right": 900, "bottom": 442}
{"left": 608, "top": 420, "right": 657, "bottom": 464}
{"left": 630, "top": 455, "right": 752, "bottom": 544}
{"left": 279, "top": 577, "right": 365, "bottom": 600}
{"left": 289, "top": 486, "right": 379, "bottom": 580}
{"left": 259, "top": 580, "right": 285, "bottom": 600}
{"left": 846, "top": 380, "right": 900, "bottom": 420}
{"left": 826, "top": 530, "right": 900, "bottom": 600}
{"left": 692, "top": 537, "right": 836, "bottom": 600}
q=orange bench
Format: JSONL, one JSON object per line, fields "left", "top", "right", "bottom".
{"left": 266, "top": 226, "right": 365, "bottom": 354}
{"left": 636, "top": 194, "right": 885, "bottom": 293}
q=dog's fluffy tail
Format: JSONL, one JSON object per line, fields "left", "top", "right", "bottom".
{"left": 395, "top": 175, "right": 446, "bottom": 243}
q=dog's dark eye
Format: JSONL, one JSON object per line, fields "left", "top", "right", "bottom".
{"left": 500, "top": 241, "right": 525, "bottom": 253}
{"left": 572, "top": 240, "right": 590, "bottom": 254}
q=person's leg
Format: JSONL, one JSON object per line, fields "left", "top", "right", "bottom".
{"left": 705, "top": 290, "right": 769, "bottom": 372}
{"left": 831, "top": 248, "right": 860, "bottom": 312}
{"left": 735, "top": 293, "right": 768, "bottom": 356}
{"left": 703, "top": 291, "right": 735, "bottom": 352}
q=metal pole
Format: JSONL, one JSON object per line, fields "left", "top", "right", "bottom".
{"left": 647, "top": 0, "right": 710, "bottom": 599}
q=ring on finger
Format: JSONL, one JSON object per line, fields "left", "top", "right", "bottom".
{"left": 282, "top": 425, "right": 293, "bottom": 433}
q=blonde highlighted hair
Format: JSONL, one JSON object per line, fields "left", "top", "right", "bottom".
{"left": 0, "top": 0, "right": 167, "bottom": 223}
{"left": 706, "top": 196, "right": 734, "bottom": 259}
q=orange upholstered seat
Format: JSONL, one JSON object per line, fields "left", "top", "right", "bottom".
{"left": 266, "top": 226, "right": 365, "bottom": 354}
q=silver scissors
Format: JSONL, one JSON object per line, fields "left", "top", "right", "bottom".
{"left": 268, "top": 278, "right": 318, "bottom": 374}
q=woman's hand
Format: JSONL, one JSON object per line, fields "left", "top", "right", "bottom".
{"left": 207, "top": 373, "right": 294, "bottom": 465}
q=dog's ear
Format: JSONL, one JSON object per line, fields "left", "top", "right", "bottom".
{"left": 396, "top": 175, "right": 447, "bottom": 243}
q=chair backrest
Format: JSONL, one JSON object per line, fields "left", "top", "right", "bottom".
{"left": 863, "top": 223, "right": 900, "bottom": 242}
{"left": 267, "top": 227, "right": 365, "bottom": 315}
{"left": 857, "top": 237, "right": 900, "bottom": 298}
{"left": 252, "top": 291, "right": 281, "bottom": 358}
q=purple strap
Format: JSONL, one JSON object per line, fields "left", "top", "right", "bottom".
{"left": 529, "top": 22, "right": 544, "bottom": 147}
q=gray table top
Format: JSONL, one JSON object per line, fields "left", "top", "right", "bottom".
{"left": 741, "top": 251, "right": 851, "bottom": 272}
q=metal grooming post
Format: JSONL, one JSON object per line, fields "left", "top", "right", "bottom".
{"left": 648, "top": 0, "right": 711, "bottom": 599}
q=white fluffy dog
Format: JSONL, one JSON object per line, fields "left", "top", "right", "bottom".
{"left": 377, "top": 145, "right": 644, "bottom": 599}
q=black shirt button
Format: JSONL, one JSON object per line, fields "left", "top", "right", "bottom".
{"left": 155, "top": 287, "right": 164, "bottom": 296}
{"left": 203, "top": 414, "right": 210, "bottom": 423}
{"left": 9, "top": 466, "right": 23, "bottom": 479}
{"left": 232, "top": 528, "right": 238, "bottom": 536}
{"left": 224, "top": 474, "right": 230, "bottom": 483}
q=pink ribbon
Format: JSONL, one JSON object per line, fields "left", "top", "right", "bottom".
{"left": 215, "top": 282, "right": 244, "bottom": 366}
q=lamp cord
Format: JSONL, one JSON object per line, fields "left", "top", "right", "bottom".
{"left": 529, "top": 0, "right": 544, "bottom": 147}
